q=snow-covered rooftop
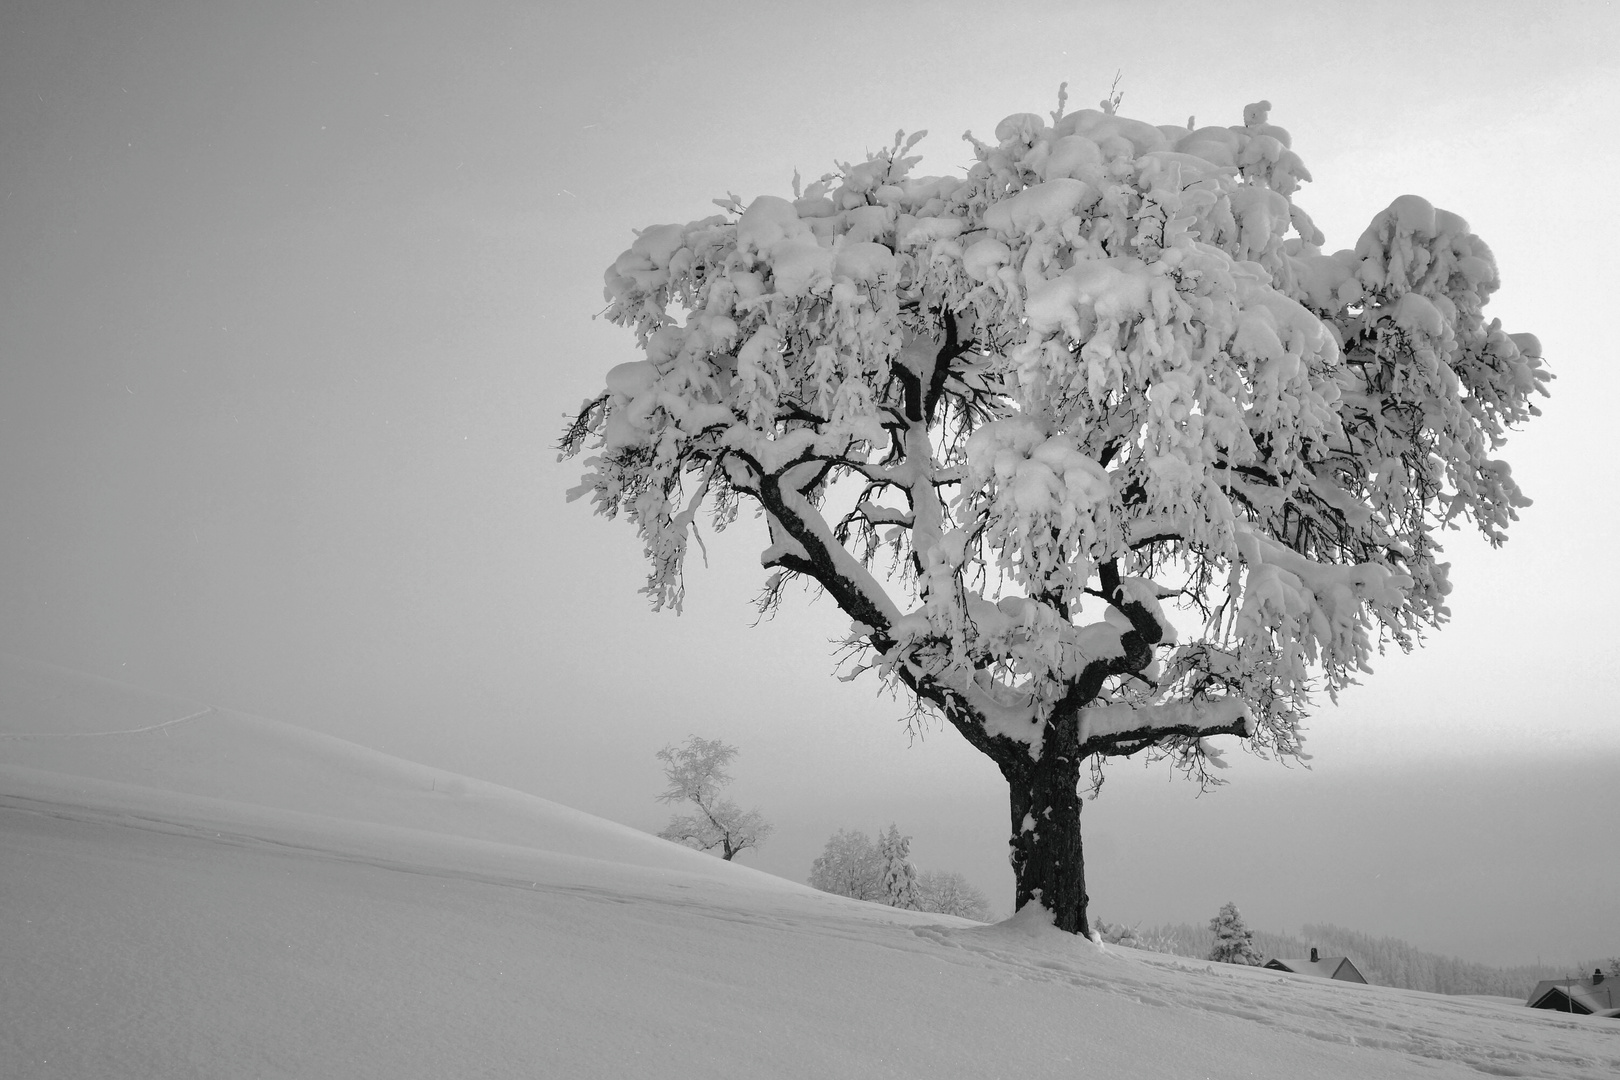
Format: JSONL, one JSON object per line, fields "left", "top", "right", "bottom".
{"left": 1264, "top": 954, "right": 1368, "bottom": 983}
{"left": 1528, "top": 977, "right": 1620, "bottom": 1018}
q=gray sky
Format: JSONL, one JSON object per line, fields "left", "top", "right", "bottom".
{"left": 2, "top": 0, "right": 1616, "bottom": 967}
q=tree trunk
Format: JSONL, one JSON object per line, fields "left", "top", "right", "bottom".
{"left": 1005, "top": 745, "right": 1090, "bottom": 934}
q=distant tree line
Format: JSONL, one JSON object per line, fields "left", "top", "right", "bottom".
{"left": 648, "top": 740, "right": 996, "bottom": 924}
{"left": 1101, "top": 915, "right": 1615, "bottom": 999}
{"left": 808, "top": 826, "right": 996, "bottom": 922}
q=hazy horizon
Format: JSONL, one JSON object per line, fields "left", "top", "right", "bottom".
{"left": 3, "top": 649, "right": 1613, "bottom": 971}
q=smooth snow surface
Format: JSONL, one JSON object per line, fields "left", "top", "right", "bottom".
{"left": 4, "top": 673, "right": 1617, "bottom": 1078}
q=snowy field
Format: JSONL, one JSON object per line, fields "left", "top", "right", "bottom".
{"left": 3, "top": 664, "right": 1617, "bottom": 1079}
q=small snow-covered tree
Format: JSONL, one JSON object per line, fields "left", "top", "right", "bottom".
{"left": 878, "top": 824, "right": 918, "bottom": 909}
{"left": 813, "top": 830, "right": 991, "bottom": 919}
{"left": 655, "top": 736, "right": 772, "bottom": 861}
{"left": 808, "top": 828, "right": 884, "bottom": 901}
{"left": 1094, "top": 919, "right": 1142, "bottom": 948}
{"left": 1207, "top": 902, "right": 1264, "bottom": 965}
{"left": 566, "top": 86, "right": 1549, "bottom": 934}
{"left": 1136, "top": 927, "right": 1183, "bottom": 955}
{"left": 914, "top": 869, "right": 994, "bottom": 921}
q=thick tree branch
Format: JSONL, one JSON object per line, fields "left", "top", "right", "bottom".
{"left": 922, "top": 310, "right": 961, "bottom": 424}
{"left": 1077, "top": 700, "right": 1252, "bottom": 759}
{"left": 757, "top": 474, "right": 901, "bottom": 633}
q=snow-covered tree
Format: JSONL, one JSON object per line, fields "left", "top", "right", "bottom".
{"left": 1135, "top": 927, "right": 1184, "bottom": 956}
{"left": 812, "top": 830, "right": 990, "bottom": 918}
{"left": 808, "top": 828, "right": 884, "bottom": 901}
{"left": 566, "top": 87, "right": 1549, "bottom": 934}
{"left": 914, "top": 869, "right": 994, "bottom": 921}
{"left": 1207, "top": 902, "right": 1264, "bottom": 965}
{"left": 1094, "top": 919, "right": 1142, "bottom": 948}
{"left": 878, "top": 824, "right": 918, "bottom": 909}
{"left": 655, "top": 736, "right": 772, "bottom": 861}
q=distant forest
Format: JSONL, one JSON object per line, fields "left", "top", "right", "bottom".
{"left": 1122, "top": 921, "right": 1607, "bottom": 999}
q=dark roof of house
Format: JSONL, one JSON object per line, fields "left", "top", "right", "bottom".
{"left": 1263, "top": 956, "right": 1368, "bottom": 983}
{"left": 1527, "top": 978, "right": 1620, "bottom": 1017}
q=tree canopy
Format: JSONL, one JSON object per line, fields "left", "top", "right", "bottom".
{"left": 566, "top": 88, "right": 1548, "bottom": 932}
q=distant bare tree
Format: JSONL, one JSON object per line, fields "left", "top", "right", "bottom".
{"left": 655, "top": 736, "right": 772, "bottom": 861}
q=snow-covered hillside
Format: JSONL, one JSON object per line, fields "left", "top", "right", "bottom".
{"left": 3, "top": 657, "right": 1615, "bottom": 1079}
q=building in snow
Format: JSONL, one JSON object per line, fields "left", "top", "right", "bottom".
{"left": 1263, "top": 947, "right": 1368, "bottom": 984}
{"left": 1525, "top": 970, "right": 1620, "bottom": 1018}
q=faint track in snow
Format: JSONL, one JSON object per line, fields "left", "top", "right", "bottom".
{"left": 0, "top": 707, "right": 215, "bottom": 739}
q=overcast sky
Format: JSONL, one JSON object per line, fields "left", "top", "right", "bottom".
{"left": 2, "top": 0, "right": 1616, "bottom": 967}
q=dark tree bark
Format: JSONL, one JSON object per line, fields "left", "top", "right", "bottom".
{"left": 1002, "top": 716, "right": 1090, "bottom": 934}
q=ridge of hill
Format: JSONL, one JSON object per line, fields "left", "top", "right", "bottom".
{"left": 0, "top": 651, "right": 768, "bottom": 876}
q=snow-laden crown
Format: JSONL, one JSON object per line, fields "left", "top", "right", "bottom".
{"left": 566, "top": 93, "right": 1548, "bottom": 771}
